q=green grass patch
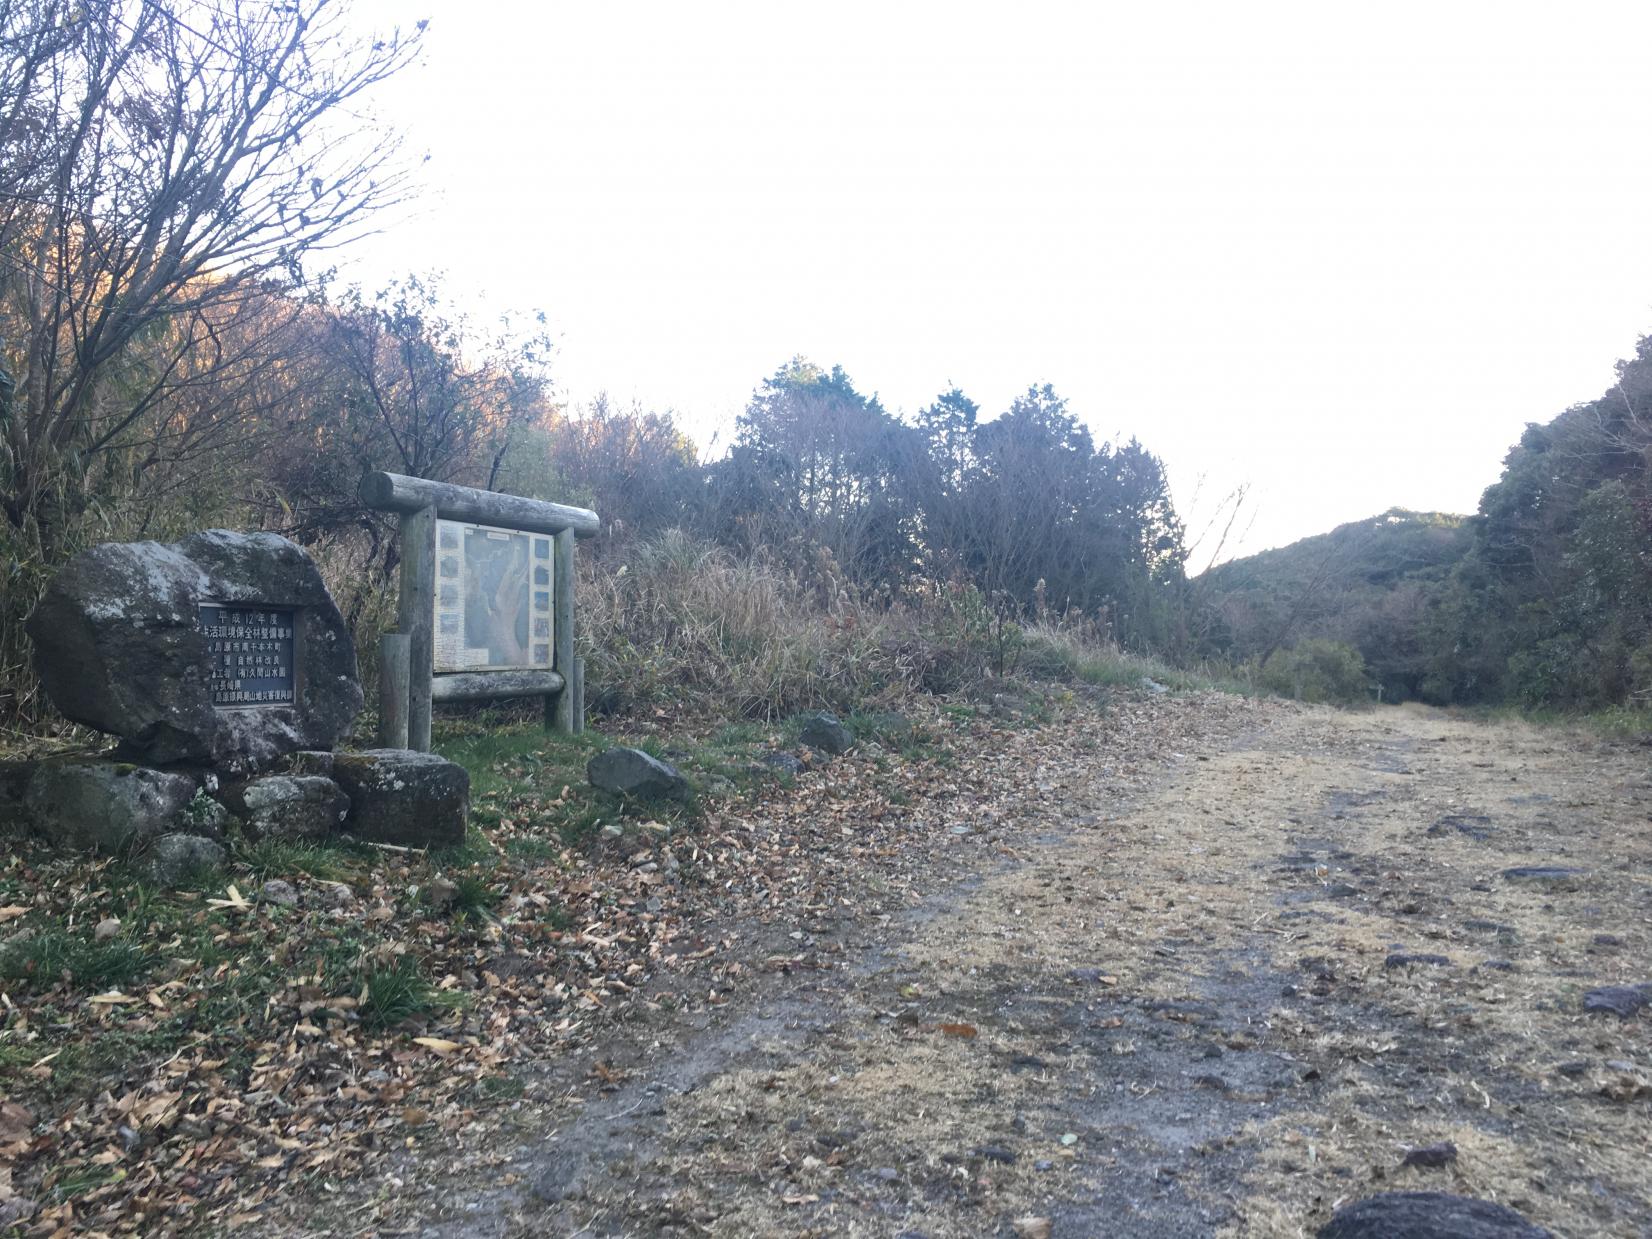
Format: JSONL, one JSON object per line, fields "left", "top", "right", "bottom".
{"left": 0, "top": 928, "right": 151, "bottom": 992}
{"left": 359, "top": 956, "right": 439, "bottom": 1031}
{"left": 438, "top": 723, "right": 606, "bottom": 802}
{"left": 433, "top": 873, "right": 499, "bottom": 922}
{"left": 475, "top": 1072, "right": 527, "bottom": 1101}
{"left": 47, "top": 1163, "right": 124, "bottom": 1201}
{"left": 430, "top": 825, "right": 500, "bottom": 869}
{"left": 235, "top": 838, "right": 355, "bottom": 883}
{"left": 1473, "top": 702, "right": 1652, "bottom": 742}
{"left": 438, "top": 715, "right": 795, "bottom": 855}
{"left": 504, "top": 836, "right": 558, "bottom": 862}
{"left": 1018, "top": 628, "right": 1253, "bottom": 697}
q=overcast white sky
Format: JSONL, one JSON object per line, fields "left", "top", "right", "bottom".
{"left": 343, "top": 0, "right": 1652, "bottom": 562}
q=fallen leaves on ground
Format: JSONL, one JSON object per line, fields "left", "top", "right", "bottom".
{"left": 0, "top": 688, "right": 1250, "bottom": 1235}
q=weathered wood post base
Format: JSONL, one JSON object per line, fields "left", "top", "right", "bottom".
{"left": 552, "top": 527, "right": 576, "bottom": 735}
{"left": 399, "top": 503, "right": 437, "bottom": 752}
{"left": 572, "top": 656, "right": 585, "bottom": 734}
{"left": 378, "top": 632, "right": 411, "bottom": 748}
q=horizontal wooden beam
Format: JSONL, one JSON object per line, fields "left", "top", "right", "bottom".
{"left": 360, "top": 471, "right": 600, "bottom": 538}
{"left": 431, "top": 669, "right": 566, "bottom": 703}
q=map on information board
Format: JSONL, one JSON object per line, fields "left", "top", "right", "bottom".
{"left": 433, "top": 520, "right": 554, "bottom": 672}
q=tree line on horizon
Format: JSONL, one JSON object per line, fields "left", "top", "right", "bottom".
{"left": 3, "top": 0, "right": 1648, "bottom": 731}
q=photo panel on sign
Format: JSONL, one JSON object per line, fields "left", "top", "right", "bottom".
{"left": 433, "top": 519, "right": 554, "bottom": 672}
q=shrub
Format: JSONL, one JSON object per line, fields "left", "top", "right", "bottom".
{"left": 1259, "top": 640, "right": 1371, "bottom": 705}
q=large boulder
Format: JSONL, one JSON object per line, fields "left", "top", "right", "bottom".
{"left": 1319, "top": 1192, "right": 1553, "bottom": 1238}
{"left": 21, "top": 759, "right": 202, "bottom": 852}
{"left": 333, "top": 750, "right": 468, "bottom": 847}
{"left": 27, "top": 530, "right": 361, "bottom": 773}
{"left": 587, "top": 747, "right": 688, "bottom": 799}
{"left": 223, "top": 774, "right": 350, "bottom": 841}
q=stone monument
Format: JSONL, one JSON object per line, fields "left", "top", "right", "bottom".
{"left": 4, "top": 529, "right": 471, "bottom": 879}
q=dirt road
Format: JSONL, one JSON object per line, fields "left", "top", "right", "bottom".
{"left": 308, "top": 699, "right": 1652, "bottom": 1238}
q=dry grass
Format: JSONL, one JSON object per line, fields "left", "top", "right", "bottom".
{"left": 572, "top": 531, "right": 1252, "bottom": 725}
{"left": 577, "top": 533, "right": 998, "bottom": 719}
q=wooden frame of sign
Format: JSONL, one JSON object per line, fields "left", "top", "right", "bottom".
{"left": 360, "top": 471, "right": 599, "bottom": 751}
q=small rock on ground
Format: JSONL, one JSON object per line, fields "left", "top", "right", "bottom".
{"left": 260, "top": 879, "right": 300, "bottom": 907}
{"left": 1582, "top": 984, "right": 1652, "bottom": 1018}
{"left": 587, "top": 747, "right": 688, "bottom": 799}
{"left": 1500, "top": 865, "right": 1588, "bottom": 889}
{"left": 1401, "top": 1142, "right": 1458, "bottom": 1168}
{"left": 133, "top": 834, "right": 227, "bottom": 887}
{"left": 799, "top": 712, "right": 854, "bottom": 755}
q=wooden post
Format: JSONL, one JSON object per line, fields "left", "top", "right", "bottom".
{"left": 399, "top": 503, "right": 436, "bottom": 752}
{"left": 379, "top": 633, "right": 411, "bottom": 748}
{"left": 551, "top": 527, "right": 576, "bottom": 734}
{"left": 572, "top": 656, "right": 585, "bottom": 734}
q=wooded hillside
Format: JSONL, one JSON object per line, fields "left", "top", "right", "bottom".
{"left": 1200, "top": 333, "right": 1652, "bottom": 711}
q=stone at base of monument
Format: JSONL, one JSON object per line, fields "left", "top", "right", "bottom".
{"left": 223, "top": 774, "right": 350, "bottom": 841}
{"left": 282, "top": 751, "right": 336, "bottom": 778}
{"left": 587, "top": 747, "right": 689, "bottom": 799}
{"left": 332, "top": 750, "right": 469, "bottom": 847}
{"left": 0, "top": 761, "right": 33, "bottom": 833}
{"left": 22, "top": 758, "right": 204, "bottom": 853}
{"left": 133, "top": 834, "right": 229, "bottom": 887}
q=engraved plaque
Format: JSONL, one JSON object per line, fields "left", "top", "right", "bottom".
{"left": 197, "top": 603, "right": 297, "bottom": 707}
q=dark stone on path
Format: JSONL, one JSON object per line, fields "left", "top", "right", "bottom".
{"left": 1385, "top": 952, "right": 1452, "bottom": 970}
{"left": 333, "top": 750, "right": 468, "bottom": 847}
{"left": 1326, "top": 882, "right": 1361, "bottom": 898}
{"left": 1501, "top": 866, "right": 1588, "bottom": 890}
{"left": 799, "top": 712, "right": 854, "bottom": 756}
{"left": 223, "top": 774, "right": 349, "bottom": 840}
{"left": 23, "top": 759, "right": 201, "bottom": 852}
{"left": 971, "top": 1145, "right": 1016, "bottom": 1164}
{"left": 1476, "top": 959, "right": 1515, "bottom": 972}
{"left": 1318, "top": 1192, "right": 1554, "bottom": 1238}
{"left": 1066, "top": 967, "right": 1115, "bottom": 984}
{"left": 132, "top": 833, "right": 227, "bottom": 887}
{"left": 1428, "top": 814, "right": 1495, "bottom": 840}
{"left": 587, "top": 747, "right": 689, "bottom": 799}
{"left": 1590, "top": 933, "right": 1622, "bottom": 949}
{"left": 27, "top": 530, "right": 361, "bottom": 773}
{"left": 1556, "top": 1060, "right": 1590, "bottom": 1077}
{"left": 1401, "top": 1142, "right": 1458, "bottom": 1169}
{"left": 1582, "top": 984, "right": 1652, "bottom": 1018}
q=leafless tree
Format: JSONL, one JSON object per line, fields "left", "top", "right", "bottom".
{"left": 0, "top": 0, "right": 422, "bottom": 549}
